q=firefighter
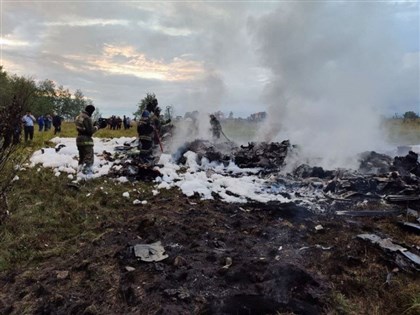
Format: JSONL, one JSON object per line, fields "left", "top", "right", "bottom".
{"left": 152, "top": 107, "right": 171, "bottom": 140}
{"left": 137, "top": 103, "right": 157, "bottom": 161}
{"left": 75, "top": 105, "right": 99, "bottom": 175}
{"left": 209, "top": 114, "right": 221, "bottom": 140}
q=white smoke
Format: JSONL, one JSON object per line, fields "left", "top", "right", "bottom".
{"left": 250, "top": 2, "right": 418, "bottom": 169}
{"left": 168, "top": 72, "right": 227, "bottom": 153}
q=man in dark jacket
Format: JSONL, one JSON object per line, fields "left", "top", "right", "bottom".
{"left": 52, "top": 113, "right": 62, "bottom": 135}
{"left": 75, "top": 105, "right": 99, "bottom": 175}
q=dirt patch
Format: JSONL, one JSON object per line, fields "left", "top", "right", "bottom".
{"left": 0, "top": 186, "right": 418, "bottom": 315}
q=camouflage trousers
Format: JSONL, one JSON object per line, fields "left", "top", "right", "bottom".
{"left": 77, "top": 145, "right": 94, "bottom": 173}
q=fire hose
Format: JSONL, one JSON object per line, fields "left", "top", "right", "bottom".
{"left": 220, "top": 129, "right": 232, "bottom": 143}
{"left": 154, "top": 128, "right": 164, "bottom": 152}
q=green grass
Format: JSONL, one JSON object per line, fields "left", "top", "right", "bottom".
{"left": 0, "top": 161, "right": 154, "bottom": 271}
{"left": 383, "top": 118, "right": 420, "bottom": 145}
{"left": 221, "top": 119, "right": 262, "bottom": 142}
{"left": 28, "top": 122, "right": 138, "bottom": 148}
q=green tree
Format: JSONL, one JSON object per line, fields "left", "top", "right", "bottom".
{"left": 32, "top": 79, "right": 56, "bottom": 117}
{"left": 134, "top": 93, "right": 158, "bottom": 119}
{"left": 0, "top": 67, "right": 36, "bottom": 220}
{"left": 56, "top": 85, "right": 73, "bottom": 120}
{"left": 403, "top": 111, "right": 418, "bottom": 122}
{"left": 71, "top": 89, "right": 88, "bottom": 119}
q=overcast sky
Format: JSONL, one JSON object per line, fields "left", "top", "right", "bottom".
{"left": 1, "top": 1, "right": 419, "bottom": 119}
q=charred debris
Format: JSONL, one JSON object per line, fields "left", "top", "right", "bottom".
{"left": 110, "top": 139, "right": 420, "bottom": 211}
{"left": 109, "top": 139, "right": 420, "bottom": 272}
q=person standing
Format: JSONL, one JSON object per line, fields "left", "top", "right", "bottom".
{"left": 44, "top": 114, "right": 52, "bottom": 131}
{"left": 137, "top": 103, "right": 157, "bottom": 161}
{"left": 52, "top": 113, "right": 62, "bottom": 135}
{"left": 21, "top": 111, "right": 36, "bottom": 142}
{"left": 209, "top": 114, "right": 221, "bottom": 140}
{"left": 37, "top": 115, "right": 44, "bottom": 132}
{"left": 75, "top": 105, "right": 99, "bottom": 175}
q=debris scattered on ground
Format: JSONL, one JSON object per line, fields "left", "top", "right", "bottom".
{"left": 357, "top": 233, "right": 420, "bottom": 268}
{"left": 133, "top": 241, "right": 168, "bottom": 262}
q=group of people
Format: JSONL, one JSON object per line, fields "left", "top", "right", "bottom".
{"left": 36, "top": 114, "right": 62, "bottom": 134}
{"left": 34, "top": 113, "right": 63, "bottom": 138}
{"left": 105, "top": 115, "right": 132, "bottom": 130}
{"left": 2, "top": 111, "right": 62, "bottom": 148}
{"left": 37, "top": 115, "right": 52, "bottom": 132}
{"left": 74, "top": 102, "right": 224, "bottom": 176}
{"left": 137, "top": 104, "right": 171, "bottom": 161}
{"left": 75, "top": 103, "right": 170, "bottom": 175}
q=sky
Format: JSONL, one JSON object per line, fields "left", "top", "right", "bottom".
{"left": 1, "top": 0, "right": 418, "bottom": 119}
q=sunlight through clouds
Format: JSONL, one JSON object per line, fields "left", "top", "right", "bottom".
{"left": 0, "top": 37, "right": 30, "bottom": 47}
{"left": 44, "top": 18, "right": 129, "bottom": 27}
{"left": 63, "top": 44, "right": 205, "bottom": 81}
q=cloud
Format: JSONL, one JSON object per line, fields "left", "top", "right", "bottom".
{"left": 1, "top": 1, "right": 417, "bottom": 123}
{"left": 0, "top": 37, "right": 30, "bottom": 48}
{"left": 44, "top": 18, "right": 129, "bottom": 27}
{"left": 59, "top": 44, "right": 205, "bottom": 81}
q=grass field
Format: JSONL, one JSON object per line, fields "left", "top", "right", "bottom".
{"left": 16, "top": 118, "right": 420, "bottom": 151}
{"left": 383, "top": 118, "right": 420, "bottom": 145}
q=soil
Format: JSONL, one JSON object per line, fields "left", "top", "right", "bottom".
{"left": 0, "top": 188, "right": 419, "bottom": 315}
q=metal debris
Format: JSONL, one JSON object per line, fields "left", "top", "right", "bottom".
{"left": 397, "top": 222, "right": 420, "bottom": 234}
{"left": 357, "top": 234, "right": 420, "bottom": 267}
{"left": 336, "top": 209, "right": 404, "bottom": 217}
{"left": 133, "top": 241, "right": 168, "bottom": 262}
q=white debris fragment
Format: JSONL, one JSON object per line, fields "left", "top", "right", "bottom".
{"left": 54, "top": 172, "right": 60, "bottom": 177}
{"left": 68, "top": 174, "right": 74, "bottom": 180}
{"left": 315, "top": 224, "right": 324, "bottom": 231}
{"left": 116, "top": 176, "right": 129, "bottom": 183}
{"left": 123, "top": 192, "right": 130, "bottom": 198}
{"left": 141, "top": 200, "right": 148, "bottom": 205}
{"left": 86, "top": 193, "right": 91, "bottom": 197}
{"left": 133, "top": 199, "right": 142, "bottom": 205}
{"left": 152, "top": 190, "right": 159, "bottom": 196}
{"left": 12, "top": 175, "right": 19, "bottom": 182}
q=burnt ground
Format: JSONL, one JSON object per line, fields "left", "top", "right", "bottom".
{"left": 0, "top": 186, "right": 419, "bottom": 315}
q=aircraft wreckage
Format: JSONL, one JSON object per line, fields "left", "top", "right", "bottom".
{"left": 110, "top": 139, "right": 420, "bottom": 270}
{"left": 111, "top": 139, "right": 420, "bottom": 209}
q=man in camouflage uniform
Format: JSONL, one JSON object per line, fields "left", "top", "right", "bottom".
{"left": 75, "top": 105, "right": 99, "bottom": 175}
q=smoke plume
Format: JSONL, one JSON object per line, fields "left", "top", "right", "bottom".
{"left": 250, "top": 2, "right": 418, "bottom": 169}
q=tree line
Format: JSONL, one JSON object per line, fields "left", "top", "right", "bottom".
{"left": 0, "top": 66, "right": 94, "bottom": 121}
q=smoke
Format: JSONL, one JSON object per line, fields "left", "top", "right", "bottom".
{"left": 250, "top": 2, "right": 417, "bottom": 169}
{"left": 168, "top": 72, "right": 227, "bottom": 154}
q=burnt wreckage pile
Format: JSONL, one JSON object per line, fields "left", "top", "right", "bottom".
{"left": 110, "top": 139, "right": 420, "bottom": 211}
